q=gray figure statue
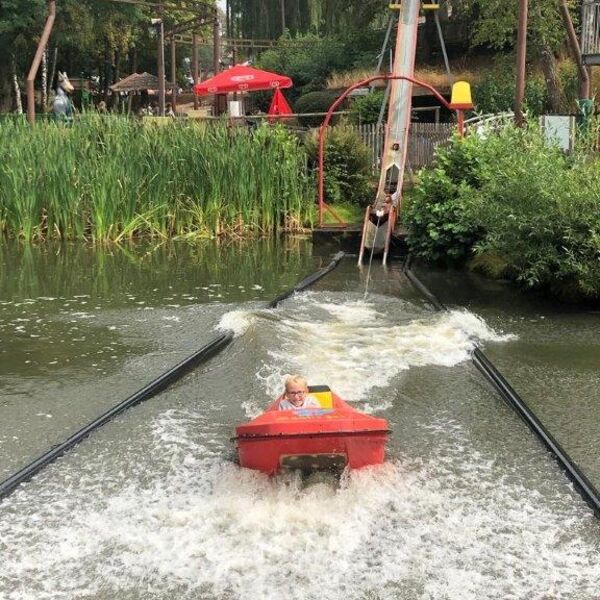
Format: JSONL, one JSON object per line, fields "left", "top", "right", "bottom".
{"left": 52, "top": 71, "right": 75, "bottom": 123}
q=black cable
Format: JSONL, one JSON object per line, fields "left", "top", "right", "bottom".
{"left": 0, "top": 251, "right": 346, "bottom": 501}
{"left": 403, "top": 257, "right": 600, "bottom": 517}
{"left": 0, "top": 333, "right": 233, "bottom": 500}
{"left": 268, "top": 251, "right": 345, "bottom": 308}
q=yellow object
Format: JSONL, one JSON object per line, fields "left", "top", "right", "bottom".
{"left": 389, "top": 4, "right": 402, "bottom": 10}
{"left": 450, "top": 81, "right": 474, "bottom": 109}
{"left": 308, "top": 385, "right": 334, "bottom": 409}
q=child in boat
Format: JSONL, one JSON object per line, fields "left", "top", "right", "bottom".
{"left": 278, "top": 375, "right": 321, "bottom": 410}
{"left": 369, "top": 194, "right": 393, "bottom": 224}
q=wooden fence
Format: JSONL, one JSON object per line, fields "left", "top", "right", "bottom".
{"left": 352, "top": 122, "right": 455, "bottom": 172}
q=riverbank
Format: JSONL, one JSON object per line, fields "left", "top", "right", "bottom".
{"left": 403, "top": 121, "right": 600, "bottom": 305}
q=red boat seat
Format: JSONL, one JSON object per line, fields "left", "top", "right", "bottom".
{"left": 307, "top": 385, "right": 333, "bottom": 408}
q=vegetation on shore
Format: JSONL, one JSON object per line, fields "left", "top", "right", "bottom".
{"left": 404, "top": 121, "right": 600, "bottom": 303}
{"left": 0, "top": 117, "right": 313, "bottom": 242}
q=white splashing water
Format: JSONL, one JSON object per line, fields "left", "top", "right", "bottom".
{"left": 2, "top": 291, "right": 597, "bottom": 600}
{"left": 217, "top": 309, "right": 256, "bottom": 337}
{"left": 231, "top": 295, "right": 517, "bottom": 403}
{"left": 1, "top": 410, "right": 597, "bottom": 600}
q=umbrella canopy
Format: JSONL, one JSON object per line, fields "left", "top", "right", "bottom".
{"left": 268, "top": 88, "right": 293, "bottom": 120}
{"left": 193, "top": 64, "right": 292, "bottom": 96}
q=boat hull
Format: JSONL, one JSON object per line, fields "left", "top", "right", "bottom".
{"left": 234, "top": 392, "right": 389, "bottom": 475}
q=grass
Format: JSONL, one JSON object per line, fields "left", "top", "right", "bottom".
{"left": 325, "top": 61, "right": 482, "bottom": 91}
{"left": 322, "top": 202, "right": 364, "bottom": 225}
{"left": 0, "top": 116, "right": 314, "bottom": 242}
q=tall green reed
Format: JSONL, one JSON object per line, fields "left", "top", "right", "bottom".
{"left": 0, "top": 116, "right": 313, "bottom": 242}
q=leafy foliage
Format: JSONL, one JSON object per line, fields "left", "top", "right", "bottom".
{"left": 404, "top": 134, "right": 483, "bottom": 262}
{"left": 304, "top": 125, "right": 372, "bottom": 206}
{"left": 257, "top": 34, "right": 348, "bottom": 95}
{"left": 348, "top": 90, "right": 386, "bottom": 125}
{"left": 294, "top": 90, "right": 340, "bottom": 126}
{"left": 405, "top": 122, "right": 600, "bottom": 303}
{"left": 228, "top": 0, "right": 386, "bottom": 39}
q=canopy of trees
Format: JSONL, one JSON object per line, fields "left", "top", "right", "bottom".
{"left": 0, "top": 0, "right": 584, "bottom": 114}
{"left": 0, "top": 0, "right": 217, "bottom": 111}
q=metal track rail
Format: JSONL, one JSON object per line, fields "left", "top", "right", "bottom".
{"left": 269, "top": 251, "right": 345, "bottom": 307}
{"left": 403, "top": 257, "right": 600, "bottom": 517}
{"left": 0, "top": 252, "right": 345, "bottom": 501}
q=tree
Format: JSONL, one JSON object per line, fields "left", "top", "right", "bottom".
{"left": 456, "top": 0, "right": 577, "bottom": 112}
{"left": 0, "top": 0, "right": 217, "bottom": 111}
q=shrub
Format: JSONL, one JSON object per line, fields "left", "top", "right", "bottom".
{"left": 257, "top": 34, "right": 347, "bottom": 92}
{"left": 295, "top": 91, "right": 342, "bottom": 127}
{"left": 404, "top": 133, "right": 484, "bottom": 263}
{"left": 348, "top": 90, "right": 386, "bottom": 125}
{"left": 304, "top": 124, "right": 372, "bottom": 206}
{"left": 405, "top": 121, "right": 600, "bottom": 302}
{"left": 473, "top": 57, "right": 549, "bottom": 116}
{"left": 472, "top": 126, "right": 600, "bottom": 300}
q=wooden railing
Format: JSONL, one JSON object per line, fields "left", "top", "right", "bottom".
{"left": 351, "top": 122, "right": 454, "bottom": 172}
{"left": 582, "top": 0, "right": 600, "bottom": 63}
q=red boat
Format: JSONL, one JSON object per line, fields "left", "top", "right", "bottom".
{"left": 234, "top": 385, "right": 390, "bottom": 474}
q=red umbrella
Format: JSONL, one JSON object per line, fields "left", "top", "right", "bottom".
{"left": 268, "top": 88, "right": 293, "bottom": 121}
{"left": 193, "top": 64, "right": 293, "bottom": 96}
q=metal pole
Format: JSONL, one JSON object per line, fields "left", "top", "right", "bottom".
{"left": 434, "top": 10, "right": 453, "bottom": 84}
{"left": 559, "top": 0, "right": 590, "bottom": 99}
{"left": 157, "top": 18, "right": 166, "bottom": 116}
{"left": 192, "top": 32, "right": 199, "bottom": 109}
{"left": 515, "top": 0, "right": 528, "bottom": 127}
{"left": 170, "top": 36, "right": 177, "bottom": 111}
{"left": 213, "top": 16, "right": 221, "bottom": 115}
{"left": 27, "top": 0, "right": 56, "bottom": 124}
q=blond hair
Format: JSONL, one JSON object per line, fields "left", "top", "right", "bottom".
{"left": 284, "top": 374, "right": 308, "bottom": 392}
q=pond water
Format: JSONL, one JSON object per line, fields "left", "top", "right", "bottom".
{"left": 0, "top": 239, "right": 598, "bottom": 600}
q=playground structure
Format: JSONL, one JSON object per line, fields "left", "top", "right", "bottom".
{"left": 316, "top": 1, "right": 473, "bottom": 266}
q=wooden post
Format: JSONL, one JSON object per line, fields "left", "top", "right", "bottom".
{"left": 157, "top": 17, "right": 166, "bottom": 116}
{"left": 192, "top": 32, "right": 199, "bottom": 109}
{"left": 170, "top": 36, "right": 177, "bottom": 111}
{"left": 559, "top": 0, "right": 591, "bottom": 99}
{"left": 515, "top": 0, "right": 528, "bottom": 127}
{"left": 27, "top": 0, "right": 56, "bottom": 124}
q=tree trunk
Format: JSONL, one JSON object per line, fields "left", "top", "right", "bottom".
{"left": 113, "top": 49, "right": 121, "bottom": 110}
{"left": 540, "top": 45, "right": 562, "bottom": 113}
{"left": 11, "top": 56, "right": 23, "bottom": 114}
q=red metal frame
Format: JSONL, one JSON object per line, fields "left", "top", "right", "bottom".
{"left": 317, "top": 74, "right": 458, "bottom": 228}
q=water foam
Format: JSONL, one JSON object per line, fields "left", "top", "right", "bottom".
{"left": 1, "top": 412, "right": 597, "bottom": 600}
{"left": 256, "top": 295, "right": 515, "bottom": 403}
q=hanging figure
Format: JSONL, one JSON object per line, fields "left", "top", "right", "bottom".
{"left": 52, "top": 71, "right": 75, "bottom": 124}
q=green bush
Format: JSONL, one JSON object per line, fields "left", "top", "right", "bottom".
{"left": 405, "top": 122, "right": 600, "bottom": 302}
{"left": 348, "top": 90, "right": 386, "bottom": 125}
{"left": 304, "top": 124, "right": 372, "bottom": 206}
{"left": 404, "top": 133, "right": 483, "bottom": 262}
{"left": 257, "top": 34, "right": 347, "bottom": 93}
{"left": 294, "top": 91, "right": 342, "bottom": 127}
{"left": 473, "top": 57, "right": 549, "bottom": 116}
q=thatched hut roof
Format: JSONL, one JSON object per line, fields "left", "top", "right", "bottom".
{"left": 110, "top": 72, "right": 159, "bottom": 92}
